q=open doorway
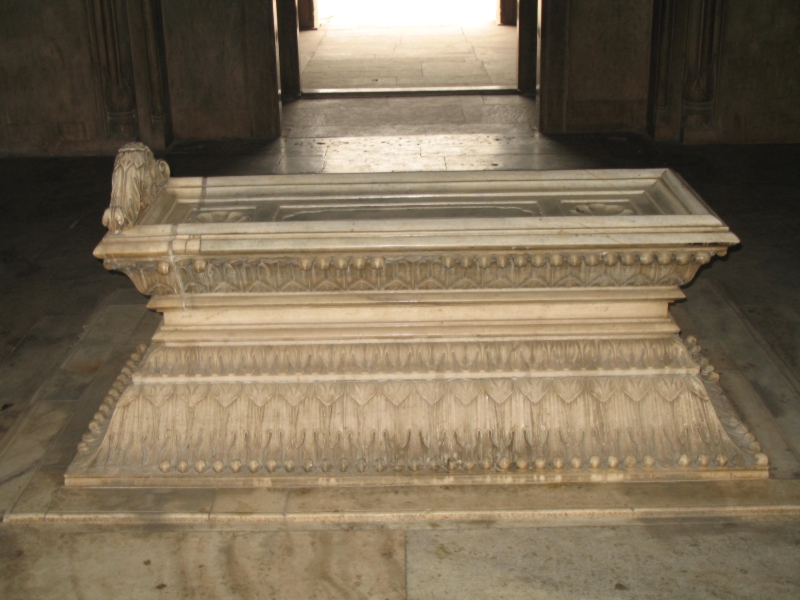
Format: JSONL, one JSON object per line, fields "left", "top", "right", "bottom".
{"left": 298, "top": 0, "right": 518, "bottom": 92}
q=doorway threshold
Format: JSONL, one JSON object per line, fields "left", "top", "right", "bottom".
{"left": 300, "top": 86, "right": 519, "bottom": 99}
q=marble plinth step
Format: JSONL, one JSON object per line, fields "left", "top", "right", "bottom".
{"left": 65, "top": 337, "right": 767, "bottom": 486}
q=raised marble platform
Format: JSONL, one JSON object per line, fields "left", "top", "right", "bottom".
{"left": 66, "top": 143, "right": 766, "bottom": 486}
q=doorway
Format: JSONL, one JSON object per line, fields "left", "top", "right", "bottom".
{"left": 298, "top": 0, "right": 518, "bottom": 92}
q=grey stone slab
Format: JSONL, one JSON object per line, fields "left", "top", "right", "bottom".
{"left": 739, "top": 304, "right": 800, "bottom": 376}
{"left": 303, "top": 76, "right": 399, "bottom": 89}
{"left": 272, "top": 155, "right": 326, "bottom": 174}
{"left": 0, "top": 528, "right": 406, "bottom": 599}
{"left": 406, "top": 523, "right": 800, "bottom": 600}
{"left": 3, "top": 467, "right": 62, "bottom": 522}
{"left": 674, "top": 295, "right": 800, "bottom": 479}
{"left": 0, "top": 400, "right": 73, "bottom": 516}
{"left": 420, "top": 142, "right": 576, "bottom": 157}
{"left": 682, "top": 280, "right": 800, "bottom": 456}
{"left": 48, "top": 487, "right": 215, "bottom": 518}
{"left": 37, "top": 304, "right": 146, "bottom": 402}
{"left": 211, "top": 489, "right": 289, "bottom": 520}
{"left": 322, "top": 155, "right": 447, "bottom": 173}
{"left": 0, "top": 314, "right": 87, "bottom": 442}
{"left": 40, "top": 346, "right": 149, "bottom": 470}
{"left": 445, "top": 154, "right": 606, "bottom": 171}
{"left": 460, "top": 104, "right": 536, "bottom": 124}
{"left": 397, "top": 75, "right": 494, "bottom": 87}
{"left": 285, "top": 123, "right": 538, "bottom": 138}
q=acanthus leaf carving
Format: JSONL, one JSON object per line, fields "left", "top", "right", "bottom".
{"left": 102, "top": 143, "right": 170, "bottom": 234}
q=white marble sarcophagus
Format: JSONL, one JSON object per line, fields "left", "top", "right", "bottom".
{"left": 66, "top": 143, "right": 767, "bottom": 486}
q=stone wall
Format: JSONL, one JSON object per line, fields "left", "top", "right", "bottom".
{"left": 161, "top": 0, "right": 282, "bottom": 141}
{"left": 539, "top": 0, "right": 655, "bottom": 133}
{"left": 0, "top": 1, "right": 113, "bottom": 154}
{"left": 0, "top": 0, "right": 283, "bottom": 155}
{"left": 714, "top": 0, "right": 800, "bottom": 143}
{"left": 649, "top": 0, "right": 800, "bottom": 144}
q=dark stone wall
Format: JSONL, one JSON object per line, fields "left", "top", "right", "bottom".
{"left": 649, "top": 0, "right": 800, "bottom": 144}
{"left": 0, "top": 0, "right": 282, "bottom": 155}
{"left": 539, "top": 0, "right": 654, "bottom": 133}
{"left": 0, "top": 1, "right": 109, "bottom": 154}
{"left": 715, "top": 0, "right": 800, "bottom": 143}
{"left": 161, "top": 0, "right": 282, "bottom": 140}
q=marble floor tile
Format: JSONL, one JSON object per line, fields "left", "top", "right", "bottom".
{"left": 444, "top": 154, "right": 606, "bottom": 171}
{"left": 406, "top": 523, "right": 800, "bottom": 600}
{"left": 37, "top": 304, "right": 147, "bottom": 402}
{"left": 0, "top": 314, "right": 87, "bottom": 443}
{"left": 322, "top": 155, "right": 447, "bottom": 173}
{"left": 300, "top": 21, "right": 516, "bottom": 89}
{"left": 0, "top": 401, "right": 73, "bottom": 516}
{"left": 740, "top": 304, "right": 800, "bottom": 373}
{"left": 47, "top": 487, "right": 215, "bottom": 520}
{"left": 211, "top": 489, "right": 289, "bottom": 521}
{"left": 272, "top": 155, "right": 326, "bottom": 174}
{"left": 3, "top": 467, "right": 62, "bottom": 522}
{"left": 682, "top": 280, "right": 800, "bottom": 456}
{"left": 0, "top": 528, "right": 406, "bottom": 600}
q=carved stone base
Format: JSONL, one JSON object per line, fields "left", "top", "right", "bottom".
{"left": 68, "top": 149, "right": 763, "bottom": 486}
{"left": 66, "top": 335, "right": 767, "bottom": 486}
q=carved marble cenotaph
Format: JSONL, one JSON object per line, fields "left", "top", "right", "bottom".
{"left": 66, "top": 143, "right": 768, "bottom": 486}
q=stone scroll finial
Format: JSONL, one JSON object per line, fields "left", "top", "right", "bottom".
{"left": 102, "top": 142, "right": 170, "bottom": 234}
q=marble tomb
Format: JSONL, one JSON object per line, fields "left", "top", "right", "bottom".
{"left": 65, "top": 143, "right": 767, "bottom": 486}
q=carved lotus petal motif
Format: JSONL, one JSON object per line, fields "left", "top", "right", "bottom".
{"left": 279, "top": 383, "right": 311, "bottom": 406}
{"left": 347, "top": 381, "right": 379, "bottom": 405}
{"left": 146, "top": 384, "right": 175, "bottom": 408}
{"left": 654, "top": 377, "right": 685, "bottom": 403}
{"left": 415, "top": 380, "right": 447, "bottom": 405}
{"left": 685, "top": 376, "right": 710, "bottom": 400}
{"left": 549, "top": 342, "right": 566, "bottom": 369}
{"left": 450, "top": 379, "right": 482, "bottom": 405}
{"left": 620, "top": 341, "right": 644, "bottom": 368}
{"left": 315, "top": 279, "right": 341, "bottom": 292}
{"left": 244, "top": 383, "right": 274, "bottom": 406}
{"left": 418, "top": 278, "right": 445, "bottom": 290}
{"left": 350, "top": 279, "right": 376, "bottom": 291}
{"left": 586, "top": 377, "right": 617, "bottom": 403}
{"left": 624, "top": 274, "right": 655, "bottom": 286}
{"left": 313, "top": 382, "right": 345, "bottom": 406}
{"left": 564, "top": 341, "right": 582, "bottom": 367}
{"left": 597, "top": 340, "right": 616, "bottom": 368}
{"left": 116, "top": 386, "right": 141, "bottom": 408}
{"left": 553, "top": 378, "right": 584, "bottom": 403}
{"left": 517, "top": 378, "right": 550, "bottom": 403}
{"left": 181, "top": 384, "right": 209, "bottom": 407}
{"left": 484, "top": 379, "right": 514, "bottom": 404}
{"left": 554, "top": 276, "right": 583, "bottom": 288}
{"left": 582, "top": 341, "right": 599, "bottom": 367}
{"left": 382, "top": 381, "right": 414, "bottom": 406}
{"left": 622, "top": 377, "right": 651, "bottom": 402}
{"left": 385, "top": 344, "right": 410, "bottom": 371}
{"left": 531, "top": 343, "right": 548, "bottom": 368}
{"left": 513, "top": 343, "right": 534, "bottom": 369}
{"left": 210, "top": 383, "right": 242, "bottom": 407}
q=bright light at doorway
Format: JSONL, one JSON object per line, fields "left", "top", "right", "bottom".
{"left": 317, "top": 0, "right": 497, "bottom": 28}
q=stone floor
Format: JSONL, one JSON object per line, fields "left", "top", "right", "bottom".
{"left": 299, "top": 1, "right": 516, "bottom": 90}
{"left": 1, "top": 96, "right": 800, "bottom": 597}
